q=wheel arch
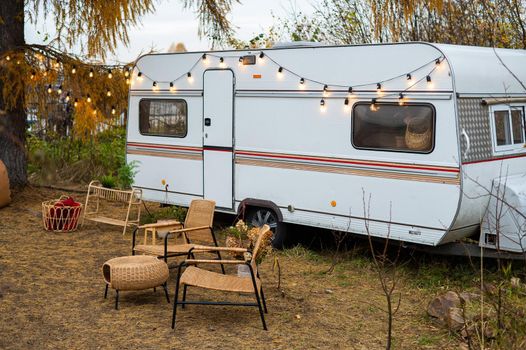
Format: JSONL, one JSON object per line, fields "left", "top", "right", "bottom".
{"left": 237, "top": 198, "right": 284, "bottom": 222}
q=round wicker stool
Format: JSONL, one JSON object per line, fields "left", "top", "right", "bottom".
{"left": 102, "top": 255, "right": 170, "bottom": 309}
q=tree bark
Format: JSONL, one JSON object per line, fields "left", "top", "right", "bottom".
{"left": 0, "top": 0, "right": 27, "bottom": 187}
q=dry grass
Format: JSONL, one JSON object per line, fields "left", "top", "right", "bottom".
{"left": 0, "top": 187, "right": 463, "bottom": 349}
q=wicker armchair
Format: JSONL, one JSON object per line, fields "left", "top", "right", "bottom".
{"left": 131, "top": 200, "right": 223, "bottom": 272}
{"left": 171, "top": 225, "right": 272, "bottom": 330}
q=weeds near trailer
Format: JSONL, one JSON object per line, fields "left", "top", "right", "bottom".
{"left": 28, "top": 127, "right": 127, "bottom": 185}
{"left": 140, "top": 204, "right": 188, "bottom": 225}
{"left": 326, "top": 230, "right": 350, "bottom": 274}
{"left": 362, "top": 190, "right": 403, "bottom": 350}
{"left": 459, "top": 168, "right": 526, "bottom": 349}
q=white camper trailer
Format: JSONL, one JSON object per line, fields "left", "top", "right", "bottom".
{"left": 126, "top": 42, "right": 526, "bottom": 253}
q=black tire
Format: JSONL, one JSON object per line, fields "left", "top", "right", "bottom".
{"left": 246, "top": 207, "right": 287, "bottom": 249}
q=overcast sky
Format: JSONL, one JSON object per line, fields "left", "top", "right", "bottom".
{"left": 25, "top": 0, "right": 315, "bottom": 63}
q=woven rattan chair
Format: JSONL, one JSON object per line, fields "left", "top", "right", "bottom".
{"left": 131, "top": 200, "right": 223, "bottom": 272}
{"left": 171, "top": 225, "right": 272, "bottom": 330}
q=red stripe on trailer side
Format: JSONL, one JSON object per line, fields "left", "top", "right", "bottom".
{"left": 127, "top": 142, "right": 203, "bottom": 152}
{"left": 463, "top": 153, "right": 526, "bottom": 165}
{"left": 235, "top": 150, "right": 459, "bottom": 174}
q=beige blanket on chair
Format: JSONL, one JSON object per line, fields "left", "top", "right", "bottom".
{"left": 0, "top": 160, "right": 11, "bottom": 208}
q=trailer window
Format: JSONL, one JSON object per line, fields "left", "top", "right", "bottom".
{"left": 352, "top": 103, "right": 434, "bottom": 153}
{"left": 490, "top": 105, "right": 525, "bottom": 152}
{"left": 139, "top": 99, "right": 187, "bottom": 137}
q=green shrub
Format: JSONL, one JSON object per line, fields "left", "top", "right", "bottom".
{"left": 117, "top": 160, "right": 139, "bottom": 189}
{"left": 27, "top": 127, "right": 128, "bottom": 185}
{"left": 141, "top": 205, "right": 188, "bottom": 225}
{"left": 100, "top": 175, "right": 116, "bottom": 188}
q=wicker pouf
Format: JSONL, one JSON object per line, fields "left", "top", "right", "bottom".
{"left": 102, "top": 255, "right": 170, "bottom": 309}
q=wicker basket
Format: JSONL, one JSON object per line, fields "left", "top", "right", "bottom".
{"left": 42, "top": 196, "right": 83, "bottom": 232}
{"left": 405, "top": 117, "right": 431, "bottom": 151}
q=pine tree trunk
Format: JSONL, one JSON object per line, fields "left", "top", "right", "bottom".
{"left": 0, "top": 0, "right": 27, "bottom": 187}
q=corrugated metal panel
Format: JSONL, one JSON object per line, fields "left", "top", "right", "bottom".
{"left": 457, "top": 98, "right": 493, "bottom": 163}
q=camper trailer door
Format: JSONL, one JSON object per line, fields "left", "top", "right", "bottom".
{"left": 203, "top": 69, "right": 234, "bottom": 209}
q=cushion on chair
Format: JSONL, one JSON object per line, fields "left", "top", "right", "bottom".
{"left": 180, "top": 266, "right": 260, "bottom": 293}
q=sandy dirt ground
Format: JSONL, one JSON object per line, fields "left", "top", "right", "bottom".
{"left": 0, "top": 186, "right": 462, "bottom": 349}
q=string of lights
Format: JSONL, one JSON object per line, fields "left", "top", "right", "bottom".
{"left": 133, "top": 50, "right": 446, "bottom": 111}
{"left": 2, "top": 46, "right": 446, "bottom": 119}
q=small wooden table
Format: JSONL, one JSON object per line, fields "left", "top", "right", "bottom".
{"left": 139, "top": 220, "right": 183, "bottom": 245}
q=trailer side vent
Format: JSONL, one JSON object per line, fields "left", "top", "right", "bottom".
{"left": 484, "top": 232, "right": 497, "bottom": 246}
{"left": 242, "top": 55, "right": 256, "bottom": 65}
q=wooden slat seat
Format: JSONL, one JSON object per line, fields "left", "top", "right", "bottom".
{"left": 87, "top": 217, "right": 134, "bottom": 227}
{"left": 82, "top": 180, "right": 142, "bottom": 235}
{"left": 133, "top": 244, "right": 196, "bottom": 256}
{"left": 180, "top": 266, "right": 261, "bottom": 293}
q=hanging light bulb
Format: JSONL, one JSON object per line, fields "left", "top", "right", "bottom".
{"left": 169, "top": 82, "right": 176, "bottom": 92}
{"left": 435, "top": 58, "right": 441, "bottom": 65}
{"left": 202, "top": 54, "right": 207, "bottom": 61}
{"left": 74, "top": 98, "right": 78, "bottom": 107}
{"left": 426, "top": 75, "right": 432, "bottom": 86}
{"left": 107, "top": 69, "right": 113, "bottom": 79}
{"left": 30, "top": 71, "right": 36, "bottom": 80}
{"left": 65, "top": 92, "right": 70, "bottom": 102}
{"left": 320, "top": 99, "right": 326, "bottom": 112}
{"left": 87, "top": 94, "right": 92, "bottom": 103}
{"left": 259, "top": 52, "right": 265, "bottom": 59}
{"left": 348, "top": 87, "right": 353, "bottom": 95}
{"left": 376, "top": 83, "right": 382, "bottom": 92}
{"left": 277, "top": 67, "right": 284, "bottom": 78}
{"left": 137, "top": 71, "right": 143, "bottom": 82}
{"left": 111, "top": 106, "right": 116, "bottom": 115}
{"left": 106, "top": 89, "right": 112, "bottom": 97}
{"left": 93, "top": 109, "right": 97, "bottom": 115}
{"left": 71, "top": 66, "right": 76, "bottom": 74}
{"left": 57, "top": 85, "right": 63, "bottom": 94}
{"left": 47, "top": 85, "right": 52, "bottom": 94}
{"left": 398, "top": 93, "right": 405, "bottom": 106}
{"left": 152, "top": 81, "right": 159, "bottom": 91}
{"left": 5, "top": 55, "right": 10, "bottom": 61}
{"left": 343, "top": 97, "right": 351, "bottom": 112}
{"left": 406, "top": 73, "right": 412, "bottom": 83}
{"left": 54, "top": 60, "right": 60, "bottom": 68}
{"left": 370, "top": 98, "right": 378, "bottom": 111}
{"left": 219, "top": 57, "right": 224, "bottom": 63}
{"left": 125, "top": 78, "right": 130, "bottom": 85}
{"left": 89, "top": 68, "right": 94, "bottom": 78}
{"left": 323, "top": 84, "right": 329, "bottom": 96}
{"left": 124, "top": 68, "right": 130, "bottom": 77}
{"left": 187, "top": 72, "right": 193, "bottom": 82}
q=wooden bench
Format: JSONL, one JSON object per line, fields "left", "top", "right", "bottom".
{"left": 82, "top": 180, "right": 142, "bottom": 235}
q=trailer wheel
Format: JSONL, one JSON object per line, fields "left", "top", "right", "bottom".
{"left": 246, "top": 207, "right": 287, "bottom": 249}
